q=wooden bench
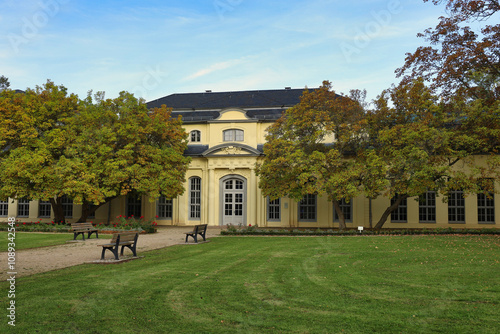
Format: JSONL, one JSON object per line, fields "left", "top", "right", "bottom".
{"left": 184, "top": 224, "right": 208, "bottom": 243}
{"left": 98, "top": 232, "right": 139, "bottom": 260}
{"left": 71, "top": 222, "right": 99, "bottom": 241}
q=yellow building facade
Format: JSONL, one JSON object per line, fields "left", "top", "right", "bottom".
{"left": 2, "top": 88, "right": 498, "bottom": 229}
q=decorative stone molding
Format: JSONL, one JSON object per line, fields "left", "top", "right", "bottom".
{"left": 221, "top": 146, "right": 242, "bottom": 155}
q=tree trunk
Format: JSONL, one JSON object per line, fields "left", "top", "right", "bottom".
{"left": 78, "top": 201, "right": 100, "bottom": 223}
{"left": 332, "top": 199, "right": 346, "bottom": 231}
{"left": 49, "top": 197, "right": 65, "bottom": 224}
{"left": 78, "top": 196, "right": 118, "bottom": 223}
{"left": 374, "top": 194, "right": 408, "bottom": 231}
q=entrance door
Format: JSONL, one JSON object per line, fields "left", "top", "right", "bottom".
{"left": 222, "top": 178, "right": 246, "bottom": 226}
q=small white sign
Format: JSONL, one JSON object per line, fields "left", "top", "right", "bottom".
{"left": 358, "top": 226, "right": 364, "bottom": 231}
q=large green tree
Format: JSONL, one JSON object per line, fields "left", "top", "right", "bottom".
{"left": 0, "top": 81, "right": 79, "bottom": 222}
{"left": 255, "top": 81, "right": 371, "bottom": 230}
{"left": 367, "top": 79, "right": 500, "bottom": 230}
{"left": 0, "top": 81, "right": 190, "bottom": 223}
{"left": 60, "top": 91, "right": 191, "bottom": 222}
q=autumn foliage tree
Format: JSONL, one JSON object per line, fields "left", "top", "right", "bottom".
{"left": 396, "top": 0, "right": 500, "bottom": 104}
{"left": 367, "top": 78, "right": 500, "bottom": 230}
{"left": 0, "top": 81, "right": 79, "bottom": 223}
{"left": 0, "top": 81, "right": 190, "bottom": 223}
{"left": 255, "top": 81, "right": 370, "bottom": 230}
{"left": 61, "top": 91, "right": 191, "bottom": 222}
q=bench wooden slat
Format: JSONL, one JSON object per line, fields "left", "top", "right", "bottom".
{"left": 71, "top": 222, "right": 99, "bottom": 241}
{"left": 98, "top": 232, "right": 139, "bottom": 260}
{"left": 184, "top": 224, "right": 208, "bottom": 243}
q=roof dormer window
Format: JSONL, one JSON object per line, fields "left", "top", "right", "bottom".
{"left": 223, "top": 129, "right": 244, "bottom": 142}
{"left": 190, "top": 130, "right": 201, "bottom": 142}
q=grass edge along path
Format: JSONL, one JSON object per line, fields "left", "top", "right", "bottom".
{"left": 0, "top": 231, "right": 112, "bottom": 251}
{"left": 1, "top": 235, "right": 499, "bottom": 333}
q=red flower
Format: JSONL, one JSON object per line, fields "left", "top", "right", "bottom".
{"left": 249, "top": 224, "right": 252, "bottom": 227}
{"left": 155, "top": 215, "right": 159, "bottom": 218}
{"left": 140, "top": 216, "right": 144, "bottom": 219}
{"left": 23, "top": 222, "right": 26, "bottom": 225}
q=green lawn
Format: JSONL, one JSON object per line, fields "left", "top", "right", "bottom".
{"left": 1, "top": 235, "right": 499, "bottom": 333}
{"left": 0, "top": 232, "right": 111, "bottom": 251}
{"left": 1, "top": 232, "right": 75, "bottom": 250}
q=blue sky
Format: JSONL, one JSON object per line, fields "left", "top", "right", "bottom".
{"left": 1, "top": 0, "right": 446, "bottom": 103}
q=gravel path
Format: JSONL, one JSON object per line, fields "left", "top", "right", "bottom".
{"left": 1, "top": 226, "right": 221, "bottom": 280}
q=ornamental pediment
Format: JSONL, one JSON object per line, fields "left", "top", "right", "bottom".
{"left": 202, "top": 144, "right": 262, "bottom": 157}
{"left": 216, "top": 108, "right": 251, "bottom": 121}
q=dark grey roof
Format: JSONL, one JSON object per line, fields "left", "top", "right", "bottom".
{"left": 184, "top": 145, "right": 209, "bottom": 156}
{"left": 171, "top": 110, "right": 220, "bottom": 122}
{"left": 147, "top": 88, "right": 312, "bottom": 110}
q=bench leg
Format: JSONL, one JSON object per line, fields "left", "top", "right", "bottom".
{"left": 121, "top": 245, "right": 137, "bottom": 257}
{"left": 185, "top": 232, "right": 199, "bottom": 243}
{"left": 74, "top": 232, "right": 85, "bottom": 241}
{"left": 87, "top": 230, "right": 98, "bottom": 239}
{"left": 101, "top": 246, "right": 119, "bottom": 260}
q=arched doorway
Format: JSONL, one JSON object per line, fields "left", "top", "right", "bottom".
{"left": 220, "top": 175, "right": 247, "bottom": 226}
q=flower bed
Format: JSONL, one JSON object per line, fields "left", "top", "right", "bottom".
{"left": 0, "top": 216, "right": 158, "bottom": 234}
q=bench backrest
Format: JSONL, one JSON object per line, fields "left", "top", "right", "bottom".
{"left": 110, "top": 232, "right": 138, "bottom": 243}
{"left": 194, "top": 224, "right": 207, "bottom": 233}
{"left": 71, "top": 222, "right": 95, "bottom": 229}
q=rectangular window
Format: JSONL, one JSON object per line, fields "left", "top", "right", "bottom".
{"left": 157, "top": 196, "right": 173, "bottom": 219}
{"left": 62, "top": 196, "right": 73, "bottom": 218}
{"left": 333, "top": 199, "right": 352, "bottom": 222}
{"left": 478, "top": 192, "right": 495, "bottom": 224}
{"left": 39, "top": 200, "right": 52, "bottom": 218}
{"left": 299, "top": 194, "right": 316, "bottom": 222}
{"left": 391, "top": 196, "right": 407, "bottom": 223}
{"left": 0, "top": 200, "right": 8, "bottom": 217}
{"left": 17, "top": 199, "right": 30, "bottom": 217}
{"left": 419, "top": 191, "right": 436, "bottom": 223}
{"left": 126, "top": 193, "right": 142, "bottom": 218}
{"left": 223, "top": 129, "right": 244, "bottom": 142}
{"left": 190, "top": 177, "right": 201, "bottom": 219}
{"left": 448, "top": 190, "right": 465, "bottom": 223}
{"left": 267, "top": 197, "right": 280, "bottom": 221}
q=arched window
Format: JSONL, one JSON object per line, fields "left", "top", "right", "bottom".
{"left": 190, "top": 130, "right": 201, "bottom": 142}
{"left": 223, "top": 129, "right": 244, "bottom": 142}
